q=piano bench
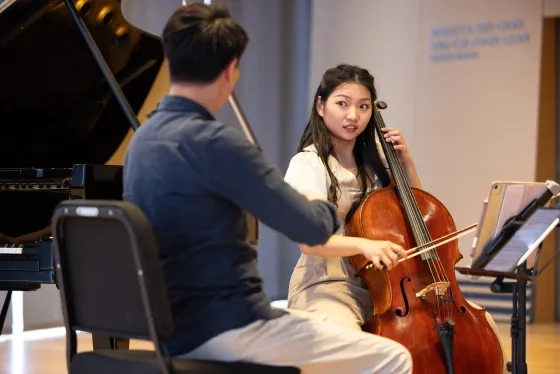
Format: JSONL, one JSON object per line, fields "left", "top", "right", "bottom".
{"left": 69, "top": 349, "right": 300, "bottom": 374}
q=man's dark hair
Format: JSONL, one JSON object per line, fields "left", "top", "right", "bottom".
{"left": 161, "top": 3, "right": 249, "bottom": 83}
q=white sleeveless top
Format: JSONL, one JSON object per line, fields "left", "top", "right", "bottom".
{"left": 283, "top": 143, "right": 388, "bottom": 324}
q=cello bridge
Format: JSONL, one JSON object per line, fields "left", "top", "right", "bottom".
{"left": 415, "top": 281, "right": 450, "bottom": 298}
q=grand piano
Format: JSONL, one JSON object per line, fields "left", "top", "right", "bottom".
{"left": 0, "top": 0, "right": 165, "bottom": 346}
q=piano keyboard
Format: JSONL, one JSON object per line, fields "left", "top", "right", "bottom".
{"left": 0, "top": 244, "right": 23, "bottom": 255}
{"left": 0, "top": 239, "right": 55, "bottom": 289}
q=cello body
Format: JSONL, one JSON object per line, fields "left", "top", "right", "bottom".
{"left": 347, "top": 102, "right": 503, "bottom": 374}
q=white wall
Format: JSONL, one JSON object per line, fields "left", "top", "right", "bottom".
{"left": 121, "top": 0, "right": 184, "bottom": 36}
{"left": 310, "top": 0, "right": 544, "bottom": 267}
{"left": 415, "top": 0, "right": 543, "bottom": 263}
{"left": 310, "top": 0, "right": 419, "bottom": 146}
{"left": 545, "top": 0, "right": 560, "bottom": 17}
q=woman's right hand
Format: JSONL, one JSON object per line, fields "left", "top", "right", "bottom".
{"left": 358, "top": 239, "right": 407, "bottom": 270}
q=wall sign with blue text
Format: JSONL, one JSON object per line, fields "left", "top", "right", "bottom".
{"left": 430, "top": 19, "right": 529, "bottom": 62}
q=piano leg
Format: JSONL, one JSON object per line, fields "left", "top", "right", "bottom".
{"left": 0, "top": 291, "right": 12, "bottom": 336}
{"left": 91, "top": 334, "right": 130, "bottom": 350}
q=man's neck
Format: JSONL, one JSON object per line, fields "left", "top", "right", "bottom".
{"left": 169, "top": 82, "right": 222, "bottom": 113}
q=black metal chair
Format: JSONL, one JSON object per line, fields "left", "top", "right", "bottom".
{"left": 52, "top": 199, "right": 299, "bottom": 374}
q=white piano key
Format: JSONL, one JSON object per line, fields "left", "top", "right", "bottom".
{"left": 0, "top": 244, "right": 24, "bottom": 254}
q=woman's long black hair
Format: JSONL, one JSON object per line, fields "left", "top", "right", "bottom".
{"left": 297, "top": 64, "right": 391, "bottom": 223}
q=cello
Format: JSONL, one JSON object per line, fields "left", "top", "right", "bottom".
{"left": 346, "top": 101, "right": 504, "bottom": 374}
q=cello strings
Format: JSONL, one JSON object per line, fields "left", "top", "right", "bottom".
{"left": 373, "top": 110, "right": 450, "bottom": 322}
{"left": 398, "top": 178, "right": 448, "bottom": 321}
{"left": 373, "top": 111, "right": 449, "bottom": 321}
{"left": 386, "top": 140, "right": 451, "bottom": 316}
{"left": 373, "top": 117, "right": 448, "bottom": 324}
{"left": 373, "top": 112, "right": 439, "bottom": 277}
{"left": 373, "top": 112, "right": 438, "bottom": 272}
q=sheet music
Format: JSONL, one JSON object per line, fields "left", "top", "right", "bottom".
{"left": 484, "top": 208, "right": 560, "bottom": 272}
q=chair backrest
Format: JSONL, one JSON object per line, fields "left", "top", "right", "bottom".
{"left": 52, "top": 199, "right": 174, "bottom": 344}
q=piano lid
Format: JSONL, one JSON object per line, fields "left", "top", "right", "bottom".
{"left": 0, "top": 0, "right": 165, "bottom": 168}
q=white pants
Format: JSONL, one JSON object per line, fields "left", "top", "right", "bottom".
{"left": 290, "top": 292, "right": 509, "bottom": 374}
{"left": 177, "top": 308, "right": 413, "bottom": 374}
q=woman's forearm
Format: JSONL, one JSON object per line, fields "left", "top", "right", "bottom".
{"left": 299, "top": 234, "right": 368, "bottom": 258}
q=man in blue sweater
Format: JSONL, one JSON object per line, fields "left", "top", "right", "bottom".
{"left": 123, "top": 3, "right": 411, "bottom": 374}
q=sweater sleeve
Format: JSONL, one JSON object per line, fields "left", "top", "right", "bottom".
{"left": 199, "top": 123, "right": 340, "bottom": 246}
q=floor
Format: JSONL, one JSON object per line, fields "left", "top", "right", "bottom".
{"left": 0, "top": 323, "right": 559, "bottom": 373}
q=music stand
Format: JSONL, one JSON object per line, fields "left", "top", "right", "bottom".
{"left": 457, "top": 207, "right": 560, "bottom": 374}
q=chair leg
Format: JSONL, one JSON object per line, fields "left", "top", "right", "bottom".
{"left": 0, "top": 291, "right": 12, "bottom": 337}
{"left": 91, "top": 334, "right": 130, "bottom": 350}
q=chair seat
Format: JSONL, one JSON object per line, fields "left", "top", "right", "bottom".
{"left": 70, "top": 349, "right": 300, "bottom": 374}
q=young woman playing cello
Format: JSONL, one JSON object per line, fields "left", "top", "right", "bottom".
{"left": 284, "top": 63, "right": 508, "bottom": 373}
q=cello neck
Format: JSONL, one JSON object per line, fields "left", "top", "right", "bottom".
{"left": 372, "top": 101, "right": 431, "bottom": 246}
